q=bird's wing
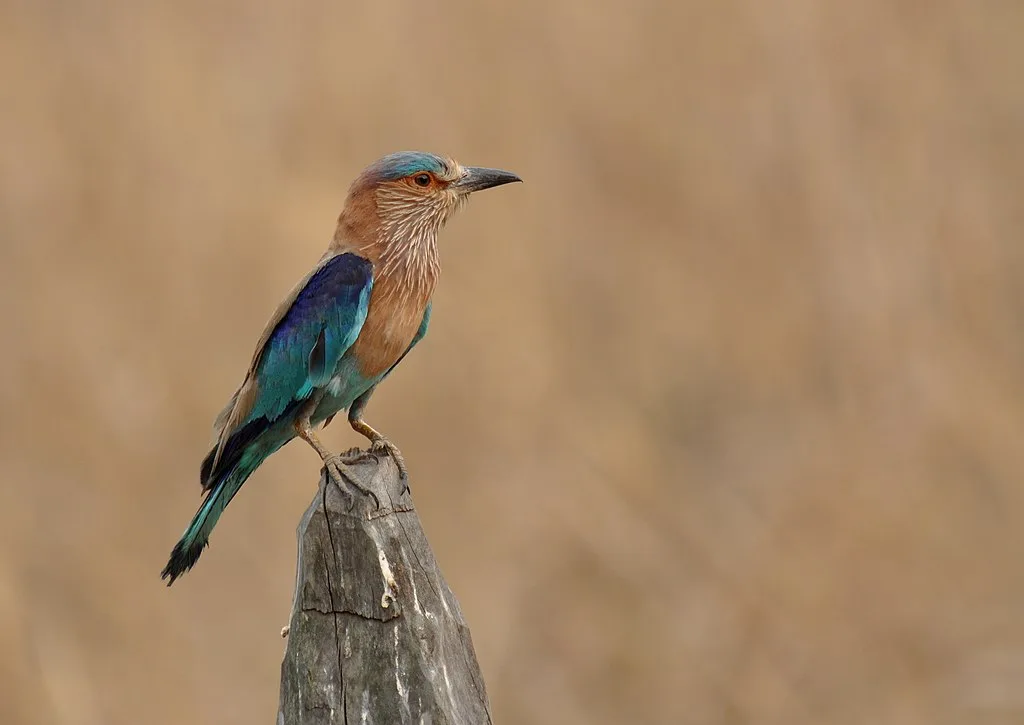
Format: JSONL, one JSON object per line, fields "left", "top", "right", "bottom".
{"left": 211, "top": 252, "right": 374, "bottom": 468}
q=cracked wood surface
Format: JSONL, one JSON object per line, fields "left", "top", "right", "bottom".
{"left": 278, "top": 456, "right": 492, "bottom": 725}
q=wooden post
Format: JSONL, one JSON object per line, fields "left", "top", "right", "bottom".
{"left": 278, "top": 456, "right": 493, "bottom": 725}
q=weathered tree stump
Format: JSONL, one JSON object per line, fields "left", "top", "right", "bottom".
{"left": 278, "top": 456, "right": 492, "bottom": 725}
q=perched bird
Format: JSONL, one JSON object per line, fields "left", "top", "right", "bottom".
{"left": 161, "top": 151, "right": 521, "bottom": 584}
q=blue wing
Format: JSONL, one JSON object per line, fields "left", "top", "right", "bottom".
{"left": 247, "top": 252, "right": 373, "bottom": 424}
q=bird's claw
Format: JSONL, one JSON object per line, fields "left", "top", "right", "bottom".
{"left": 370, "top": 437, "right": 409, "bottom": 482}
{"left": 340, "top": 438, "right": 409, "bottom": 485}
{"left": 371, "top": 438, "right": 410, "bottom": 494}
{"left": 323, "top": 454, "right": 380, "bottom": 510}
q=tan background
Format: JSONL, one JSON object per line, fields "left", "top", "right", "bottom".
{"left": 2, "top": 1, "right": 1023, "bottom": 723}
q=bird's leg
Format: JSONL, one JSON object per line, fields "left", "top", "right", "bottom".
{"left": 294, "top": 406, "right": 380, "bottom": 509}
{"left": 350, "top": 418, "right": 408, "bottom": 480}
{"left": 346, "top": 415, "right": 405, "bottom": 483}
{"left": 344, "top": 389, "right": 409, "bottom": 483}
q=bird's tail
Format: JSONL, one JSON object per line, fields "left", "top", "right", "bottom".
{"left": 161, "top": 431, "right": 284, "bottom": 585}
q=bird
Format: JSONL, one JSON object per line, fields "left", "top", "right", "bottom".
{"left": 161, "top": 151, "right": 521, "bottom": 584}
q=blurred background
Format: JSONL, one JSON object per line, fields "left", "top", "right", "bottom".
{"left": 2, "top": 1, "right": 1023, "bottom": 723}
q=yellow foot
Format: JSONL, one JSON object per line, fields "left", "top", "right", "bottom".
{"left": 323, "top": 454, "right": 380, "bottom": 509}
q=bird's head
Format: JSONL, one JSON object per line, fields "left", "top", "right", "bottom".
{"left": 337, "top": 151, "right": 521, "bottom": 254}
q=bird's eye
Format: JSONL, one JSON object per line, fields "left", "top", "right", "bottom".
{"left": 413, "top": 173, "right": 431, "bottom": 187}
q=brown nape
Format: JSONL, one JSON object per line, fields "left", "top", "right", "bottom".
{"left": 332, "top": 186, "right": 383, "bottom": 258}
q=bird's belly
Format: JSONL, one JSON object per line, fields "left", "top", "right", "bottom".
{"left": 310, "top": 355, "right": 384, "bottom": 423}
{"left": 327, "top": 376, "right": 346, "bottom": 397}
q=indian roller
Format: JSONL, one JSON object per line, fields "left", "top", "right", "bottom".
{"left": 161, "top": 151, "right": 521, "bottom": 584}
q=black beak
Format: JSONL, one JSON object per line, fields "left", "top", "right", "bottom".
{"left": 454, "top": 166, "right": 523, "bottom": 193}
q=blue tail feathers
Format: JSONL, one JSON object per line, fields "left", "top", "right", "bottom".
{"left": 161, "top": 408, "right": 297, "bottom": 585}
{"left": 161, "top": 480, "right": 225, "bottom": 584}
{"left": 161, "top": 449, "right": 265, "bottom": 585}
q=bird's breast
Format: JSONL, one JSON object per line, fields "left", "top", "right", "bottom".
{"left": 348, "top": 273, "right": 432, "bottom": 379}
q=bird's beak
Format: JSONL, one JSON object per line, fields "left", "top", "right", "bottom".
{"left": 454, "top": 166, "right": 523, "bottom": 193}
